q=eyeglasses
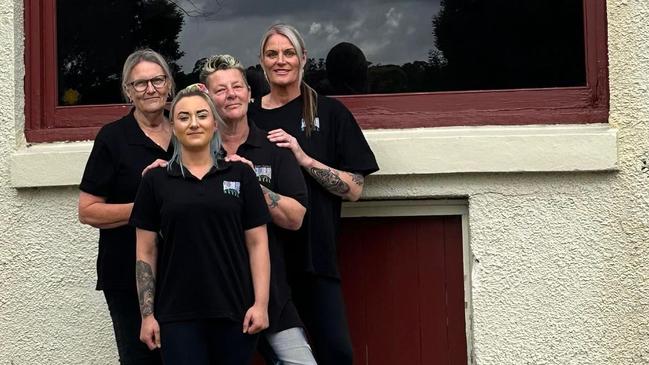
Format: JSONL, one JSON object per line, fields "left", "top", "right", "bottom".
{"left": 127, "top": 75, "right": 167, "bottom": 92}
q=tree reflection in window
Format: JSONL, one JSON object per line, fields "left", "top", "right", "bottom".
{"left": 57, "top": 0, "right": 185, "bottom": 105}
{"left": 57, "top": 0, "right": 585, "bottom": 105}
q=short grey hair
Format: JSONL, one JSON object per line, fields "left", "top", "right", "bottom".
{"left": 199, "top": 54, "right": 249, "bottom": 88}
{"left": 121, "top": 48, "right": 176, "bottom": 102}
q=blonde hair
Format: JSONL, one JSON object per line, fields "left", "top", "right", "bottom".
{"left": 260, "top": 24, "right": 318, "bottom": 136}
{"left": 199, "top": 54, "right": 249, "bottom": 88}
{"left": 168, "top": 83, "right": 225, "bottom": 176}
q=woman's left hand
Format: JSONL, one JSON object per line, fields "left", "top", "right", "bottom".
{"left": 141, "top": 158, "right": 168, "bottom": 176}
{"left": 267, "top": 129, "right": 312, "bottom": 167}
{"left": 242, "top": 303, "right": 269, "bottom": 334}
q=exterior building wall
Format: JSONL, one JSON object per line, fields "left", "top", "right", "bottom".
{"left": 0, "top": 2, "right": 116, "bottom": 364}
{"left": 1, "top": 1, "right": 647, "bottom": 364}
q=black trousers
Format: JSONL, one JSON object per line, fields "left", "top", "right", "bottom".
{"left": 160, "top": 319, "right": 259, "bottom": 365}
{"left": 290, "top": 274, "right": 354, "bottom": 365}
{"left": 103, "top": 290, "right": 162, "bottom": 365}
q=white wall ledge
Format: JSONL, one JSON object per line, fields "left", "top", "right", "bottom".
{"left": 366, "top": 123, "right": 617, "bottom": 175}
{"left": 10, "top": 123, "right": 617, "bottom": 188}
{"left": 11, "top": 141, "right": 94, "bottom": 188}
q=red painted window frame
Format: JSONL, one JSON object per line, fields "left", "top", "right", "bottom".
{"left": 24, "top": 0, "right": 608, "bottom": 143}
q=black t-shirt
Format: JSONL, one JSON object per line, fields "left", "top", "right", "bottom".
{"left": 236, "top": 120, "right": 308, "bottom": 332}
{"left": 129, "top": 160, "right": 271, "bottom": 323}
{"left": 248, "top": 94, "right": 379, "bottom": 278}
{"left": 79, "top": 109, "right": 173, "bottom": 291}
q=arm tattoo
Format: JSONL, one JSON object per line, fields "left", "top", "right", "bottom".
{"left": 310, "top": 167, "right": 350, "bottom": 195}
{"left": 136, "top": 260, "right": 155, "bottom": 317}
{"left": 350, "top": 173, "right": 364, "bottom": 186}
{"left": 261, "top": 185, "right": 281, "bottom": 208}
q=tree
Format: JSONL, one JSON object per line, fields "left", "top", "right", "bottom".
{"left": 433, "top": 0, "right": 585, "bottom": 91}
{"left": 57, "top": 0, "right": 185, "bottom": 104}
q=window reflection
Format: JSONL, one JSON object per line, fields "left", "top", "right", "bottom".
{"left": 57, "top": 0, "right": 585, "bottom": 106}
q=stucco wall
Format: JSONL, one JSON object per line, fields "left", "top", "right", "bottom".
{"left": 0, "top": 2, "right": 115, "bottom": 364}
{"left": 1, "top": 1, "right": 648, "bottom": 364}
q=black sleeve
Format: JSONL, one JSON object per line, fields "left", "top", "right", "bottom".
{"left": 129, "top": 171, "right": 160, "bottom": 232}
{"left": 332, "top": 100, "right": 380, "bottom": 176}
{"left": 240, "top": 166, "right": 272, "bottom": 230}
{"left": 79, "top": 130, "right": 116, "bottom": 197}
{"left": 273, "top": 149, "right": 308, "bottom": 208}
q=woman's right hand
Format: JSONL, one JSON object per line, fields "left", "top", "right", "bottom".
{"left": 141, "top": 159, "right": 168, "bottom": 176}
{"left": 140, "top": 315, "right": 161, "bottom": 350}
{"left": 242, "top": 303, "right": 269, "bottom": 334}
{"left": 225, "top": 154, "right": 255, "bottom": 170}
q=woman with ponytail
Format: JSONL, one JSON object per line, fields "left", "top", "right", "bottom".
{"left": 248, "top": 23, "right": 379, "bottom": 365}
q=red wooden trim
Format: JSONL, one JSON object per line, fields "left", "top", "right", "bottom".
{"left": 593, "top": 0, "right": 610, "bottom": 108}
{"left": 25, "top": 0, "right": 609, "bottom": 142}
{"left": 25, "top": 127, "right": 102, "bottom": 143}
{"left": 24, "top": 0, "right": 41, "bottom": 131}
{"left": 417, "top": 217, "right": 451, "bottom": 364}
{"left": 340, "top": 86, "right": 607, "bottom": 129}
{"left": 444, "top": 216, "right": 469, "bottom": 365}
{"left": 54, "top": 104, "right": 133, "bottom": 127}
{"left": 42, "top": 0, "right": 58, "bottom": 128}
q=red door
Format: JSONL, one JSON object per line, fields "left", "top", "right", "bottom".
{"left": 339, "top": 215, "right": 468, "bottom": 365}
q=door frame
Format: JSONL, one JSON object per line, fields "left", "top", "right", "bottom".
{"left": 342, "top": 199, "right": 473, "bottom": 364}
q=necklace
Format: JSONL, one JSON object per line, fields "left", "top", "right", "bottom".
{"left": 134, "top": 109, "right": 169, "bottom": 134}
{"left": 138, "top": 120, "right": 171, "bottom": 150}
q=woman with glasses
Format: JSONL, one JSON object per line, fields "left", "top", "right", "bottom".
{"left": 78, "top": 48, "right": 174, "bottom": 365}
{"left": 131, "top": 83, "right": 270, "bottom": 364}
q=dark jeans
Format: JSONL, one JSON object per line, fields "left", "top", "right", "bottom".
{"left": 290, "top": 274, "right": 354, "bottom": 365}
{"left": 103, "top": 290, "right": 162, "bottom": 365}
{"left": 160, "top": 319, "right": 259, "bottom": 365}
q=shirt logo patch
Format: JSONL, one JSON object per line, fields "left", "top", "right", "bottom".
{"left": 300, "top": 117, "right": 320, "bottom": 132}
{"left": 223, "top": 181, "right": 241, "bottom": 197}
{"left": 254, "top": 165, "right": 272, "bottom": 184}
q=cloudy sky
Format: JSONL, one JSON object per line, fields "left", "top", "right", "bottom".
{"left": 173, "top": 0, "right": 440, "bottom": 72}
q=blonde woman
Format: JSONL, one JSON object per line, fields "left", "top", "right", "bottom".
{"left": 249, "top": 24, "right": 379, "bottom": 365}
{"left": 131, "top": 83, "right": 270, "bottom": 364}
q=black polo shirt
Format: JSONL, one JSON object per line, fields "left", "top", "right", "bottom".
{"left": 248, "top": 94, "right": 379, "bottom": 278}
{"left": 79, "top": 109, "right": 173, "bottom": 291}
{"left": 236, "top": 120, "right": 308, "bottom": 332}
{"left": 129, "top": 160, "right": 271, "bottom": 324}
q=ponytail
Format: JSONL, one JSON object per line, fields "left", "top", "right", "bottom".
{"left": 301, "top": 81, "right": 318, "bottom": 137}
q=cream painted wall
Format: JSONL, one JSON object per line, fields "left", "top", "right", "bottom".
{"left": 1, "top": 1, "right": 648, "bottom": 365}
{"left": 0, "top": 2, "right": 116, "bottom": 364}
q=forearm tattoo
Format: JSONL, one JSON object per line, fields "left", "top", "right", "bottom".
{"left": 350, "top": 172, "right": 364, "bottom": 186}
{"left": 136, "top": 260, "right": 155, "bottom": 317}
{"left": 310, "top": 167, "right": 350, "bottom": 195}
{"left": 261, "top": 185, "right": 281, "bottom": 208}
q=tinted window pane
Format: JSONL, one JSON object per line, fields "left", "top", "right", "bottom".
{"left": 57, "top": 0, "right": 585, "bottom": 105}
